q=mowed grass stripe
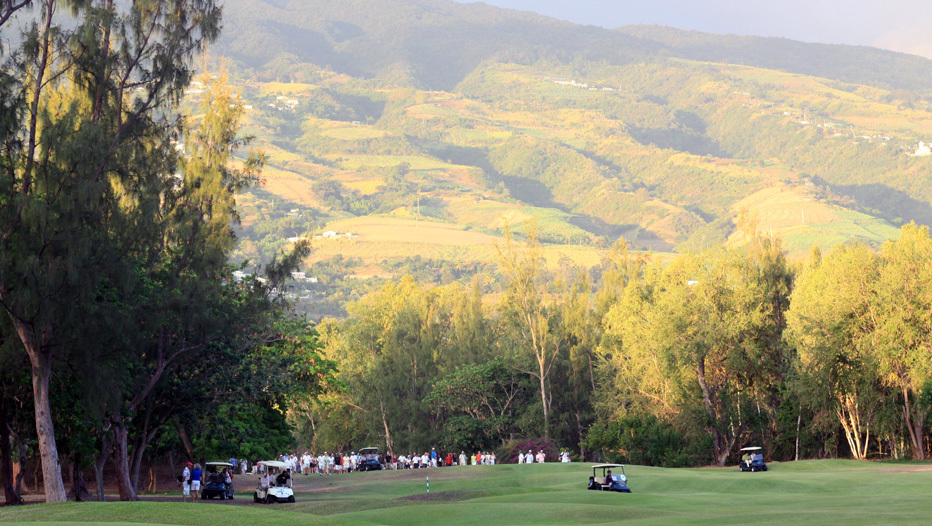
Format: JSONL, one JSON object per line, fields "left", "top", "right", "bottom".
{"left": 4, "top": 461, "right": 932, "bottom": 525}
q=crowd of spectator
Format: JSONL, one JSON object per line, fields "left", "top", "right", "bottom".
{"left": 227, "top": 445, "right": 572, "bottom": 479}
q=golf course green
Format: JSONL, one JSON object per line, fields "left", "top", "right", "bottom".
{"left": 1, "top": 460, "right": 929, "bottom": 525}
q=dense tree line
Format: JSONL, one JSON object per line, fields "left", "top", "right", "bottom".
{"left": 0, "top": 0, "right": 333, "bottom": 504}
{"left": 306, "top": 224, "right": 932, "bottom": 467}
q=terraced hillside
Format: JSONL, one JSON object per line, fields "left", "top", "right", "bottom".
{"left": 193, "top": 0, "right": 932, "bottom": 315}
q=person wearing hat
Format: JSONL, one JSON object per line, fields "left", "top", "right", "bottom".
{"left": 181, "top": 462, "right": 192, "bottom": 502}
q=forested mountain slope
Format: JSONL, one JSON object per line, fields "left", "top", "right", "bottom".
{"left": 204, "top": 0, "right": 932, "bottom": 314}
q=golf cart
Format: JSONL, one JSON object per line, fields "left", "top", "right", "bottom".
{"left": 739, "top": 446, "right": 767, "bottom": 472}
{"left": 587, "top": 464, "right": 631, "bottom": 493}
{"left": 357, "top": 447, "right": 382, "bottom": 471}
{"left": 253, "top": 461, "right": 295, "bottom": 503}
{"left": 201, "top": 461, "right": 235, "bottom": 500}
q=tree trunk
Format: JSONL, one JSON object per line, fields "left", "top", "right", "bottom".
{"left": 94, "top": 431, "right": 112, "bottom": 502}
{"left": 902, "top": 389, "right": 926, "bottom": 460}
{"left": 379, "top": 398, "right": 394, "bottom": 455}
{"left": 795, "top": 413, "right": 801, "bottom": 462}
{"left": 130, "top": 426, "right": 157, "bottom": 495}
{"left": 23, "top": 342, "right": 67, "bottom": 502}
{"left": 130, "top": 431, "right": 144, "bottom": 493}
{"left": 538, "top": 370, "right": 549, "bottom": 440}
{"left": 146, "top": 466, "right": 156, "bottom": 493}
{"left": 0, "top": 403, "right": 20, "bottom": 505}
{"left": 696, "top": 356, "right": 726, "bottom": 465}
{"left": 112, "top": 423, "right": 137, "bottom": 501}
{"left": 13, "top": 433, "right": 28, "bottom": 496}
{"left": 837, "top": 394, "right": 869, "bottom": 460}
{"left": 69, "top": 459, "right": 90, "bottom": 502}
{"left": 177, "top": 425, "right": 195, "bottom": 461}
{"left": 168, "top": 450, "right": 176, "bottom": 482}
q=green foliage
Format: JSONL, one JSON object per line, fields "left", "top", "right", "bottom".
{"left": 787, "top": 223, "right": 932, "bottom": 460}
{"left": 425, "top": 359, "right": 531, "bottom": 452}
{"left": 583, "top": 415, "right": 709, "bottom": 467}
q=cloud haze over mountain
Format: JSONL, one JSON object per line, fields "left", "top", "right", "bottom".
{"left": 458, "top": 0, "right": 932, "bottom": 59}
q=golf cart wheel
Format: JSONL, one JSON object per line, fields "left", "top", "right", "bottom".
{"left": 267, "top": 495, "right": 276, "bottom": 504}
{"left": 219, "top": 491, "right": 226, "bottom": 500}
{"left": 287, "top": 495, "right": 295, "bottom": 503}
{"left": 254, "top": 492, "right": 259, "bottom": 503}
{"left": 229, "top": 492, "right": 234, "bottom": 500}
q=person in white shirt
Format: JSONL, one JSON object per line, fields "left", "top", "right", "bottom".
{"left": 490, "top": 452, "right": 496, "bottom": 465}
{"left": 180, "top": 463, "right": 192, "bottom": 502}
{"left": 459, "top": 451, "right": 466, "bottom": 466}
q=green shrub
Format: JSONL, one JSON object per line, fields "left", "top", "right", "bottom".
{"left": 583, "top": 414, "right": 709, "bottom": 467}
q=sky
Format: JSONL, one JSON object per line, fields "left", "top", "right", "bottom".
{"left": 458, "top": 0, "right": 932, "bottom": 59}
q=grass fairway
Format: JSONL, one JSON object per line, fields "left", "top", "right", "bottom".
{"left": 3, "top": 460, "right": 932, "bottom": 525}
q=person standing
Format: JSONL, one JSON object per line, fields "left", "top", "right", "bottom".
{"left": 191, "top": 463, "right": 202, "bottom": 502}
{"left": 459, "top": 451, "right": 466, "bottom": 466}
{"left": 181, "top": 462, "right": 192, "bottom": 502}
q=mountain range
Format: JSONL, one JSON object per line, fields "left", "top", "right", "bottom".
{"left": 199, "top": 0, "right": 932, "bottom": 297}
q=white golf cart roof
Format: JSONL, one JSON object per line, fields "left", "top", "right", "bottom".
{"left": 359, "top": 447, "right": 379, "bottom": 454}
{"left": 591, "top": 464, "right": 625, "bottom": 469}
{"left": 258, "top": 460, "right": 287, "bottom": 468}
{"left": 206, "top": 461, "right": 234, "bottom": 467}
{"left": 740, "top": 447, "right": 762, "bottom": 452}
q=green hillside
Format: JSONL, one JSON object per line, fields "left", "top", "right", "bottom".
{"left": 218, "top": 0, "right": 932, "bottom": 94}
{"left": 199, "top": 0, "right": 932, "bottom": 315}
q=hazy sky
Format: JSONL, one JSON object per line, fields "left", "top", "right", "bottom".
{"left": 459, "top": 0, "right": 932, "bottom": 59}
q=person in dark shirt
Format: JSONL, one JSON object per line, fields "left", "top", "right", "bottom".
{"left": 191, "top": 463, "right": 203, "bottom": 502}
